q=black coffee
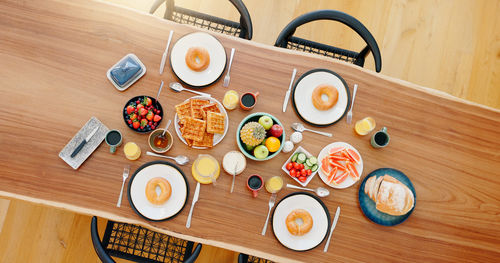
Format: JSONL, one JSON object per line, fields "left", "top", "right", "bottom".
{"left": 374, "top": 132, "right": 388, "bottom": 146}
{"left": 106, "top": 131, "right": 121, "bottom": 145}
{"left": 248, "top": 176, "right": 262, "bottom": 189}
{"left": 241, "top": 94, "right": 255, "bottom": 107}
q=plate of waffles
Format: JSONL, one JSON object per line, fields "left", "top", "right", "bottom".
{"left": 174, "top": 96, "right": 228, "bottom": 149}
{"left": 170, "top": 32, "right": 227, "bottom": 88}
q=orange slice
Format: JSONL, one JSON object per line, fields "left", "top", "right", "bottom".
{"left": 332, "top": 170, "right": 348, "bottom": 185}
{"left": 346, "top": 149, "right": 361, "bottom": 164}
{"left": 346, "top": 162, "right": 359, "bottom": 179}
{"left": 328, "top": 146, "right": 345, "bottom": 155}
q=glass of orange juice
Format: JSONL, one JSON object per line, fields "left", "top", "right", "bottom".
{"left": 265, "top": 176, "right": 284, "bottom": 193}
{"left": 192, "top": 154, "right": 220, "bottom": 185}
{"left": 354, "top": 117, "right": 376, "bottom": 136}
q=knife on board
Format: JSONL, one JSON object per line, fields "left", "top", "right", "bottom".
{"left": 70, "top": 126, "right": 99, "bottom": 158}
{"left": 323, "top": 206, "right": 341, "bottom": 252}
{"left": 186, "top": 182, "right": 200, "bottom": 228}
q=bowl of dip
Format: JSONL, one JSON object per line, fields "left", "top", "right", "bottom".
{"left": 148, "top": 129, "right": 173, "bottom": 153}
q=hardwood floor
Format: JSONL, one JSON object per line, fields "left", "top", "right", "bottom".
{"left": 1, "top": 0, "right": 498, "bottom": 262}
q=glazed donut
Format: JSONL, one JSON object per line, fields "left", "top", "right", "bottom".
{"left": 285, "top": 209, "right": 313, "bottom": 236}
{"left": 311, "top": 84, "right": 338, "bottom": 111}
{"left": 185, "top": 47, "right": 210, "bottom": 72}
{"left": 145, "top": 177, "right": 172, "bottom": 205}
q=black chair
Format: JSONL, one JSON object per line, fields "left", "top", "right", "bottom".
{"left": 91, "top": 216, "right": 202, "bottom": 263}
{"left": 275, "top": 10, "right": 382, "bottom": 72}
{"left": 150, "top": 0, "right": 253, "bottom": 40}
{"left": 238, "top": 253, "right": 274, "bottom": 263}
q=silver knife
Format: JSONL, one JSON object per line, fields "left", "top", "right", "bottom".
{"left": 282, "top": 68, "right": 297, "bottom": 112}
{"left": 159, "top": 30, "right": 174, "bottom": 75}
{"left": 323, "top": 206, "right": 341, "bottom": 252}
{"left": 70, "top": 126, "right": 99, "bottom": 158}
{"left": 186, "top": 182, "right": 200, "bottom": 228}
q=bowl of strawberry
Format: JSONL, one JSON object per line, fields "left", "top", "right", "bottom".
{"left": 281, "top": 146, "right": 319, "bottom": 187}
{"left": 123, "top": 95, "right": 163, "bottom": 133}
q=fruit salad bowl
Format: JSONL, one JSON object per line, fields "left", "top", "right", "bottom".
{"left": 236, "top": 112, "right": 285, "bottom": 161}
{"left": 123, "top": 95, "right": 163, "bottom": 133}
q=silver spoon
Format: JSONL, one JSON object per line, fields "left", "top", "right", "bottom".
{"left": 169, "top": 82, "right": 211, "bottom": 97}
{"left": 146, "top": 151, "right": 189, "bottom": 165}
{"left": 286, "top": 184, "right": 330, "bottom": 197}
{"left": 160, "top": 119, "right": 172, "bottom": 138}
{"left": 291, "top": 123, "right": 332, "bottom": 137}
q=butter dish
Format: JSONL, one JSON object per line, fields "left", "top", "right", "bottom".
{"left": 107, "top": 53, "right": 146, "bottom": 91}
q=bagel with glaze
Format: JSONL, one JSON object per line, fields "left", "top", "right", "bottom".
{"left": 285, "top": 209, "right": 313, "bottom": 236}
{"left": 145, "top": 177, "right": 172, "bottom": 205}
{"left": 185, "top": 47, "right": 210, "bottom": 71}
{"left": 311, "top": 84, "right": 338, "bottom": 111}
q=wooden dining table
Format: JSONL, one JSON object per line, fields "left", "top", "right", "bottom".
{"left": 1, "top": 0, "right": 499, "bottom": 262}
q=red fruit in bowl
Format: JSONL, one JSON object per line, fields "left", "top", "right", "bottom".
{"left": 139, "top": 108, "right": 148, "bottom": 116}
{"left": 269, "top": 124, "right": 283, "bottom": 138}
{"left": 137, "top": 104, "right": 144, "bottom": 110}
{"left": 140, "top": 119, "right": 148, "bottom": 128}
{"left": 146, "top": 111, "right": 154, "bottom": 121}
{"left": 126, "top": 105, "right": 135, "bottom": 114}
{"left": 153, "top": 114, "right": 162, "bottom": 122}
{"left": 144, "top": 97, "right": 152, "bottom": 106}
{"left": 132, "top": 120, "right": 140, "bottom": 129}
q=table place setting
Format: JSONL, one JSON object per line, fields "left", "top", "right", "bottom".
{"left": 55, "top": 26, "right": 417, "bottom": 256}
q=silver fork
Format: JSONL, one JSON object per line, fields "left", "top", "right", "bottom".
{"left": 261, "top": 193, "right": 277, "bottom": 235}
{"left": 223, "top": 48, "right": 235, "bottom": 87}
{"left": 346, "top": 84, "right": 358, "bottom": 124}
{"left": 116, "top": 165, "right": 130, "bottom": 207}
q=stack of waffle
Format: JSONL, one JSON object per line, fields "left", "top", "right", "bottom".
{"left": 175, "top": 98, "right": 225, "bottom": 148}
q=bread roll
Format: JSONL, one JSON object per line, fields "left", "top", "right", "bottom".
{"left": 364, "top": 175, "right": 414, "bottom": 216}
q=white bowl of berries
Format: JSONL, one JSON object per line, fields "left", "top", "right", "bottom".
{"left": 123, "top": 95, "right": 163, "bottom": 133}
{"left": 282, "top": 146, "right": 319, "bottom": 187}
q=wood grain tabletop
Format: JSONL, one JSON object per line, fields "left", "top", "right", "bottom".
{"left": 0, "top": 0, "right": 499, "bottom": 262}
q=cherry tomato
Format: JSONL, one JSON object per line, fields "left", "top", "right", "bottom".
{"left": 307, "top": 169, "right": 312, "bottom": 176}
{"left": 290, "top": 169, "right": 297, "bottom": 177}
{"left": 293, "top": 162, "right": 301, "bottom": 170}
{"left": 299, "top": 163, "right": 304, "bottom": 170}
{"left": 286, "top": 162, "right": 293, "bottom": 171}
{"left": 298, "top": 176, "right": 307, "bottom": 182}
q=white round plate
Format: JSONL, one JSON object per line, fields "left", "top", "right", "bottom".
{"left": 170, "top": 32, "right": 227, "bottom": 87}
{"left": 272, "top": 193, "right": 330, "bottom": 251}
{"left": 174, "top": 96, "right": 229, "bottom": 149}
{"left": 292, "top": 69, "right": 350, "bottom": 126}
{"left": 317, "top": 142, "right": 363, "bottom": 189}
{"left": 128, "top": 161, "right": 189, "bottom": 221}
